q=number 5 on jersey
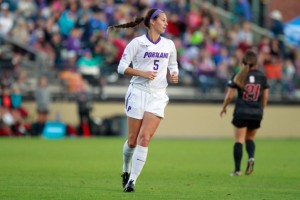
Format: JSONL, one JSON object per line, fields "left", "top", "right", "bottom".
{"left": 153, "top": 60, "right": 159, "bottom": 70}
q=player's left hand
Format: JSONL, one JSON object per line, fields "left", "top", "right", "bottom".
{"left": 169, "top": 72, "right": 178, "bottom": 84}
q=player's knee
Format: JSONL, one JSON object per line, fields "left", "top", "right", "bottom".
{"left": 138, "top": 136, "right": 151, "bottom": 146}
{"left": 127, "top": 136, "right": 137, "bottom": 147}
{"left": 127, "top": 140, "right": 137, "bottom": 148}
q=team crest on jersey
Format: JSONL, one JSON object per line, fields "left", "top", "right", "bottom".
{"left": 249, "top": 76, "right": 255, "bottom": 83}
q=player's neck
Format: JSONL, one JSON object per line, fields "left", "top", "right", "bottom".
{"left": 147, "top": 31, "right": 160, "bottom": 43}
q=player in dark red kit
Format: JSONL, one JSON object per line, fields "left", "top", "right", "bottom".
{"left": 220, "top": 50, "right": 269, "bottom": 176}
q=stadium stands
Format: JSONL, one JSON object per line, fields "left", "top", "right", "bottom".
{"left": 0, "top": 0, "right": 299, "bottom": 136}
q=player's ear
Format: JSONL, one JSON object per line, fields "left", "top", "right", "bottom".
{"left": 149, "top": 18, "right": 155, "bottom": 26}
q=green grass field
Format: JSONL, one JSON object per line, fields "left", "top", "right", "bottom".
{"left": 0, "top": 137, "right": 299, "bottom": 200}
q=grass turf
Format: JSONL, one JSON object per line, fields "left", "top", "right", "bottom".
{"left": 0, "top": 138, "right": 299, "bottom": 200}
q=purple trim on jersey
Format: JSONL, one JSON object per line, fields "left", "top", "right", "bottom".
{"left": 125, "top": 92, "right": 131, "bottom": 112}
{"left": 146, "top": 33, "right": 161, "bottom": 44}
{"left": 150, "top": 9, "right": 163, "bottom": 19}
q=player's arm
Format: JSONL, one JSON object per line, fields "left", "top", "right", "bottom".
{"left": 167, "top": 40, "right": 179, "bottom": 84}
{"left": 124, "top": 67, "right": 157, "bottom": 80}
{"left": 117, "top": 39, "right": 157, "bottom": 80}
{"left": 262, "top": 88, "right": 269, "bottom": 109}
{"left": 220, "top": 87, "right": 235, "bottom": 117}
{"left": 262, "top": 76, "right": 270, "bottom": 109}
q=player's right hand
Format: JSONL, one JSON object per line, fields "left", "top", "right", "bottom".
{"left": 220, "top": 108, "right": 226, "bottom": 117}
{"left": 143, "top": 71, "right": 157, "bottom": 80}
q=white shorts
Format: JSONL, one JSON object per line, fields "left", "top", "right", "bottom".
{"left": 124, "top": 84, "right": 169, "bottom": 119}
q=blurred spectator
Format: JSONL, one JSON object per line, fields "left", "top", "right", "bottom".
{"left": 0, "top": 84, "right": 14, "bottom": 136}
{"left": 269, "top": 10, "right": 285, "bottom": 57}
{"left": 228, "top": 55, "right": 241, "bottom": 74}
{"left": 10, "top": 84, "right": 30, "bottom": 135}
{"left": 269, "top": 10, "right": 284, "bottom": 37}
{"left": 257, "top": 35, "right": 271, "bottom": 66}
{"left": 13, "top": 70, "right": 32, "bottom": 96}
{"left": 216, "top": 60, "right": 229, "bottom": 93}
{"left": 65, "top": 28, "right": 83, "bottom": 54}
{"left": 58, "top": 51, "right": 84, "bottom": 93}
{"left": 75, "top": 11, "right": 92, "bottom": 49}
{"left": 0, "top": 84, "right": 13, "bottom": 109}
{"left": 77, "top": 48, "right": 100, "bottom": 86}
{"left": 11, "top": 84, "right": 28, "bottom": 118}
{"left": 0, "top": 2, "right": 14, "bottom": 36}
{"left": 17, "top": 0, "right": 37, "bottom": 18}
{"left": 225, "top": 23, "right": 240, "bottom": 53}
{"left": 50, "top": 32, "right": 64, "bottom": 68}
{"left": 76, "top": 81, "right": 93, "bottom": 137}
{"left": 102, "top": 0, "right": 116, "bottom": 26}
{"left": 30, "top": 75, "right": 51, "bottom": 136}
{"left": 10, "top": 17, "right": 30, "bottom": 44}
{"left": 58, "top": 1, "right": 78, "bottom": 38}
{"left": 89, "top": 11, "right": 108, "bottom": 37}
{"left": 282, "top": 58, "right": 296, "bottom": 97}
{"left": 166, "top": 13, "right": 186, "bottom": 38}
{"left": 234, "top": 0, "right": 252, "bottom": 22}
{"left": 187, "top": 6, "right": 203, "bottom": 33}
{"left": 35, "top": 75, "right": 51, "bottom": 124}
{"left": 109, "top": 37, "right": 126, "bottom": 62}
{"left": 264, "top": 56, "right": 282, "bottom": 94}
{"left": 195, "top": 51, "right": 216, "bottom": 94}
{"left": 270, "top": 37, "right": 283, "bottom": 58}
{"left": 32, "top": 29, "right": 55, "bottom": 64}
{"left": 237, "top": 21, "right": 253, "bottom": 52}
{"left": 205, "top": 37, "right": 221, "bottom": 60}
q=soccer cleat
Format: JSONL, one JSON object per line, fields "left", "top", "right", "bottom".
{"left": 245, "top": 158, "right": 255, "bottom": 175}
{"left": 230, "top": 171, "right": 242, "bottom": 176}
{"left": 121, "top": 172, "right": 130, "bottom": 188}
{"left": 123, "top": 180, "right": 135, "bottom": 192}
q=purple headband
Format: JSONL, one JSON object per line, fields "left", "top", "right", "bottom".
{"left": 150, "top": 9, "right": 163, "bottom": 19}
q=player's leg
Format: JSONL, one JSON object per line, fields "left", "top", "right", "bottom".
{"left": 122, "top": 117, "right": 142, "bottom": 188}
{"left": 232, "top": 126, "right": 247, "bottom": 176}
{"left": 245, "top": 128, "right": 257, "bottom": 159}
{"left": 124, "top": 112, "right": 161, "bottom": 192}
{"left": 245, "top": 123, "right": 259, "bottom": 175}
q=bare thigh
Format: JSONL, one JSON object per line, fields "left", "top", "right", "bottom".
{"left": 246, "top": 129, "right": 258, "bottom": 140}
{"left": 127, "top": 117, "right": 142, "bottom": 147}
{"left": 137, "top": 112, "right": 161, "bottom": 147}
{"left": 234, "top": 126, "right": 247, "bottom": 144}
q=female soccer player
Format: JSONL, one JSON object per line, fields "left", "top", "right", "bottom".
{"left": 220, "top": 50, "right": 269, "bottom": 176}
{"left": 108, "top": 8, "right": 179, "bottom": 192}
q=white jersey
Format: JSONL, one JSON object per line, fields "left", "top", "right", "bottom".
{"left": 118, "top": 34, "right": 178, "bottom": 89}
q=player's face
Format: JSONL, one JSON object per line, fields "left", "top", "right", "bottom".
{"left": 151, "top": 13, "right": 168, "bottom": 34}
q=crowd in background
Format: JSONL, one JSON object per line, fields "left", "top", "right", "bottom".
{"left": 0, "top": 0, "right": 299, "bottom": 137}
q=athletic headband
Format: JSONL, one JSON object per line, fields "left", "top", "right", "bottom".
{"left": 150, "top": 9, "right": 163, "bottom": 19}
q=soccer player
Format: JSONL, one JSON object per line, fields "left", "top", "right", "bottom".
{"left": 108, "top": 8, "right": 179, "bottom": 192}
{"left": 220, "top": 50, "right": 269, "bottom": 176}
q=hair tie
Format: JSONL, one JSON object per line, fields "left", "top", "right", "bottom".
{"left": 150, "top": 9, "right": 163, "bottom": 19}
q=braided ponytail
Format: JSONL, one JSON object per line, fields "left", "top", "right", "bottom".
{"left": 107, "top": 17, "right": 144, "bottom": 32}
{"left": 233, "top": 50, "right": 257, "bottom": 89}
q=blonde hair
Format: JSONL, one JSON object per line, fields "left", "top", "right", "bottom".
{"left": 233, "top": 50, "right": 257, "bottom": 88}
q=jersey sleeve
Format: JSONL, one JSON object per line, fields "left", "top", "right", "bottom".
{"left": 167, "top": 40, "right": 179, "bottom": 75}
{"left": 263, "top": 75, "right": 270, "bottom": 89}
{"left": 227, "top": 74, "right": 238, "bottom": 88}
{"left": 117, "top": 38, "right": 139, "bottom": 75}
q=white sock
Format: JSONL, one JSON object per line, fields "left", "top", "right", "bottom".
{"left": 129, "top": 145, "right": 148, "bottom": 184}
{"left": 122, "top": 140, "right": 135, "bottom": 173}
